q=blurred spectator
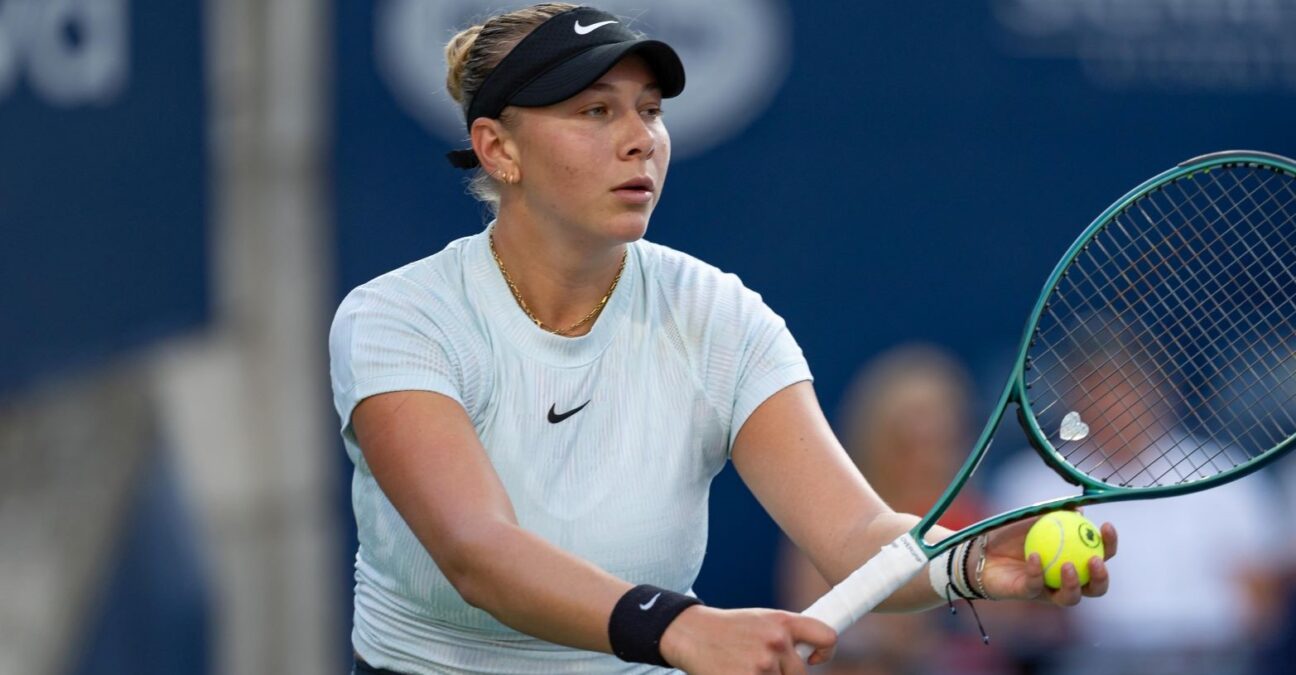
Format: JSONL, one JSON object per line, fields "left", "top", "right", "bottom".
{"left": 778, "top": 344, "right": 1007, "bottom": 674}
{"left": 989, "top": 321, "right": 1285, "bottom": 675}
{"left": 1255, "top": 359, "right": 1296, "bottom": 674}
{"left": 991, "top": 454, "right": 1280, "bottom": 675}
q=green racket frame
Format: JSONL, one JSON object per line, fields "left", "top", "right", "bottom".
{"left": 913, "top": 150, "right": 1296, "bottom": 558}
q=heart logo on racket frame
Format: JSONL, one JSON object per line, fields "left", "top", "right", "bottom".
{"left": 1059, "top": 411, "right": 1090, "bottom": 441}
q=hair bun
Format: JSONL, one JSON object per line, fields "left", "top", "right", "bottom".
{"left": 444, "top": 24, "right": 483, "bottom": 105}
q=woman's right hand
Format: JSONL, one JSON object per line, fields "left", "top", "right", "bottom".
{"left": 658, "top": 605, "right": 836, "bottom": 674}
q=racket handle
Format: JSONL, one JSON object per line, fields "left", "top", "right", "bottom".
{"left": 795, "top": 532, "right": 928, "bottom": 660}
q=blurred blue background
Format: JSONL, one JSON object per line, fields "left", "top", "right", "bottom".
{"left": 0, "top": 0, "right": 206, "bottom": 397}
{"left": 3, "top": 1, "right": 1295, "bottom": 673}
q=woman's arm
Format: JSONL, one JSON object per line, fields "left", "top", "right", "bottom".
{"left": 731, "top": 381, "right": 1115, "bottom": 612}
{"left": 352, "top": 389, "right": 838, "bottom": 671}
{"left": 352, "top": 390, "right": 630, "bottom": 651}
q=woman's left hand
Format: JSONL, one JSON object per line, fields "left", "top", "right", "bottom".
{"left": 978, "top": 516, "right": 1118, "bottom": 606}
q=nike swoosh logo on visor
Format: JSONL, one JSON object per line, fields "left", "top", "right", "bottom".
{"left": 574, "top": 19, "right": 618, "bottom": 35}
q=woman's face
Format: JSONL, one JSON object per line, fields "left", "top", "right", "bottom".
{"left": 506, "top": 55, "right": 670, "bottom": 243}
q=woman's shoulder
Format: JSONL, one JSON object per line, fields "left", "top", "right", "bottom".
{"left": 328, "top": 235, "right": 494, "bottom": 419}
{"left": 635, "top": 238, "right": 777, "bottom": 339}
{"left": 330, "top": 236, "right": 488, "bottom": 358}
{"left": 635, "top": 238, "right": 747, "bottom": 296}
{"left": 338, "top": 235, "right": 478, "bottom": 316}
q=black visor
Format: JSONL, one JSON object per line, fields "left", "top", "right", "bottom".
{"left": 447, "top": 6, "right": 686, "bottom": 169}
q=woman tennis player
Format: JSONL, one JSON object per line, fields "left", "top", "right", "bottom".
{"left": 329, "top": 4, "right": 1118, "bottom": 673}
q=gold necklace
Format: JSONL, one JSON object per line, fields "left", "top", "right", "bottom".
{"left": 489, "top": 230, "right": 627, "bottom": 336}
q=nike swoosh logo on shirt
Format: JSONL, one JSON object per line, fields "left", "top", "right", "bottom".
{"left": 574, "top": 19, "right": 618, "bottom": 35}
{"left": 639, "top": 592, "right": 661, "bottom": 611}
{"left": 547, "top": 400, "right": 591, "bottom": 424}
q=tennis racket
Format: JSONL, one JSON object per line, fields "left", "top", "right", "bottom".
{"left": 798, "top": 149, "right": 1296, "bottom": 657}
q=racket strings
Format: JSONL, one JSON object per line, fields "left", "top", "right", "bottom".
{"left": 1036, "top": 167, "right": 1290, "bottom": 419}
{"left": 1072, "top": 294, "right": 1292, "bottom": 480}
{"left": 1140, "top": 170, "right": 1296, "bottom": 482}
{"left": 1088, "top": 169, "right": 1296, "bottom": 484}
{"left": 1034, "top": 168, "right": 1295, "bottom": 402}
{"left": 1142, "top": 169, "right": 1296, "bottom": 446}
{"left": 1024, "top": 163, "right": 1296, "bottom": 488}
{"left": 1031, "top": 168, "right": 1294, "bottom": 407}
{"left": 1073, "top": 192, "right": 1296, "bottom": 483}
{"left": 1114, "top": 168, "right": 1296, "bottom": 481}
{"left": 1034, "top": 175, "right": 1295, "bottom": 481}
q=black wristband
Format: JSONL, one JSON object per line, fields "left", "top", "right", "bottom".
{"left": 608, "top": 584, "right": 703, "bottom": 666}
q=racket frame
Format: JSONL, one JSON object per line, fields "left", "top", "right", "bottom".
{"left": 912, "top": 150, "right": 1296, "bottom": 558}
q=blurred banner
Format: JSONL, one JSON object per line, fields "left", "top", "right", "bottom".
{"left": 0, "top": 0, "right": 207, "bottom": 395}
{"left": 0, "top": 1, "right": 208, "bottom": 674}
{"left": 335, "top": 0, "right": 1296, "bottom": 614}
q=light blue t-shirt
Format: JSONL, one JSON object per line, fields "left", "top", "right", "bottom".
{"left": 329, "top": 228, "right": 812, "bottom": 673}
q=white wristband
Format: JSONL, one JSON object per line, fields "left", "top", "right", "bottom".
{"left": 928, "top": 547, "right": 955, "bottom": 600}
{"left": 928, "top": 541, "right": 976, "bottom": 601}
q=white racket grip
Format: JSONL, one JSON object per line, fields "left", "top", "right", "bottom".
{"left": 795, "top": 532, "right": 928, "bottom": 660}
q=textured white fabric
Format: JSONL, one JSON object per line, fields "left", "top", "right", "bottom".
{"left": 329, "top": 228, "right": 812, "bottom": 673}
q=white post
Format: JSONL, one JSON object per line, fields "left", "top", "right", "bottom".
{"left": 152, "top": 0, "right": 338, "bottom": 672}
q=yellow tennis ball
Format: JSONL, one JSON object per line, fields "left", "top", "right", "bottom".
{"left": 1024, "top": 511, "right": 1104, "bottom": 589}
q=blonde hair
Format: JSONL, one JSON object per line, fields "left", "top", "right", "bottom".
{"left": 445, "top": 3, "right": 580, "bottom": 213}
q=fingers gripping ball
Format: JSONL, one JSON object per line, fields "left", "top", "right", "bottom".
{"left": 1024, "top": 511, "right": 1104, "bottom": 589}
